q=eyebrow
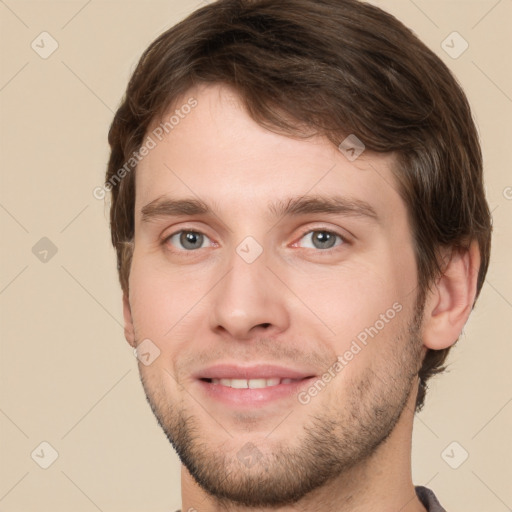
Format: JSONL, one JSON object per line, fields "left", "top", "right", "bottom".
{"left": 140, "top": 194, "right": 379, "bottom": 224}
{"left": 268, "top": 195, "right": 379, "bottom": 222}
{"left": 141, "top": 197, "right": 209, "bottom": 222}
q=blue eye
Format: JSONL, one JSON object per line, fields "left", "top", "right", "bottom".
{"left": 298, "top": 230, "right": 344, "bottom": 250}
{"left": 166, "top": 231, "right": 212, "bottom": 250}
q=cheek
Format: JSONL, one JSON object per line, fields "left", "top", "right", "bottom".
{"left": 128, "top": 252, "right": 209, "bottom": 343}
{"left": 293, "top": 267, "right": 397, "bottom": 334}
{"left": 288, "top": 251, "right": 414, "bottom": 356}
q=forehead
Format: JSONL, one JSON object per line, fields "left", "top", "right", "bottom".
{"left": 134, "top": 83, "right": 403, "bottom": 224}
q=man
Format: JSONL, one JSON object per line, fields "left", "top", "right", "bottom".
{"left": 104, "top": 0, "right": 492, "bottom": 510}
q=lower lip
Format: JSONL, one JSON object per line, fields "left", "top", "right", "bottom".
{"left": 196, "top": 378, "right": 316, "bottom": 407}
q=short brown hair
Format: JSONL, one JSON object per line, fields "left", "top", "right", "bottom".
{"left": 105, "top": 0, "right": 492, "bottom": 411}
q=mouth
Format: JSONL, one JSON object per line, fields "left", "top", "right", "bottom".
{"left": 200, "top": 377, "right": 307, "bottom": 388}
{"left": 195, "top": 367, "right": 316, "bottom": 407}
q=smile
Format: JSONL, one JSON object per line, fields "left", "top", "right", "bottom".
{"left": 205, "top": 377, "right": 304, "bottom": 388}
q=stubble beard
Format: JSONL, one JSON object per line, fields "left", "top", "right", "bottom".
{"left": 139, "top": 299, "right": 425, "bottom": 508}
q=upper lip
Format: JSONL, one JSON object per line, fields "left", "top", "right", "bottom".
{"left": 194, "top": 364, "right": 316, "bottom": 380}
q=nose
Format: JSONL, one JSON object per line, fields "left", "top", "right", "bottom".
{"left": 208, "top": 246, "right": 290, "bottom": 341}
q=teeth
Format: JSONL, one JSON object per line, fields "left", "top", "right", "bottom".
{"left": 257, "top": 377, "right": 280, "bottom": 388}
{"left": 249, "top": 378, "right": 274, "bottom": 389}
{"left": 221, "top": 378, "right": 247, "bottom": 389}
{"left": 210, "top": 377, "right": 299, "bottom": 388}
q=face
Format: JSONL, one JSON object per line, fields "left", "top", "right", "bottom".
{"left": 125, "top": 83, "right": 425, "bottom": 507}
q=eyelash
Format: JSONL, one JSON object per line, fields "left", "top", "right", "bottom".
{"left": 161, "top": 228, "right": 349, "bottom": 255}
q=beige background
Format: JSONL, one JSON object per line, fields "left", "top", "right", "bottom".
{"left": 0, "top": 0, "right": 511, "bottom": 510}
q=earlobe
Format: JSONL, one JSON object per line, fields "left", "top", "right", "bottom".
{"left": 122, "top": 293, "right": 136, "bottom": 347}
{"left": 422, "top": 241, "right": 481, "bottom": 350}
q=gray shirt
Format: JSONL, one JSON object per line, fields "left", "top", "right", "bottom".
{"left": 175, "top": 486, "right": 447, "bottom": 511}
{"left": 415, "top": 486, "right": 447, "bottom": 511}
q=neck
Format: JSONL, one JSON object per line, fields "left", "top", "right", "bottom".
{"left": 180, "top": 392, "right": 427, "bottom": 512}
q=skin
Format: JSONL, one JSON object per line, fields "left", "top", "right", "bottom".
{"left": 122, "top": 83, "right": 480, "bottom": 512}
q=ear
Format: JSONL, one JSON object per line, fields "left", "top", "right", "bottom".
{"left": 122, "top": 293, "right": 136, "bottom": 348}
{"left": 422, "top": 240, "right": 481, "bottom": 350}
